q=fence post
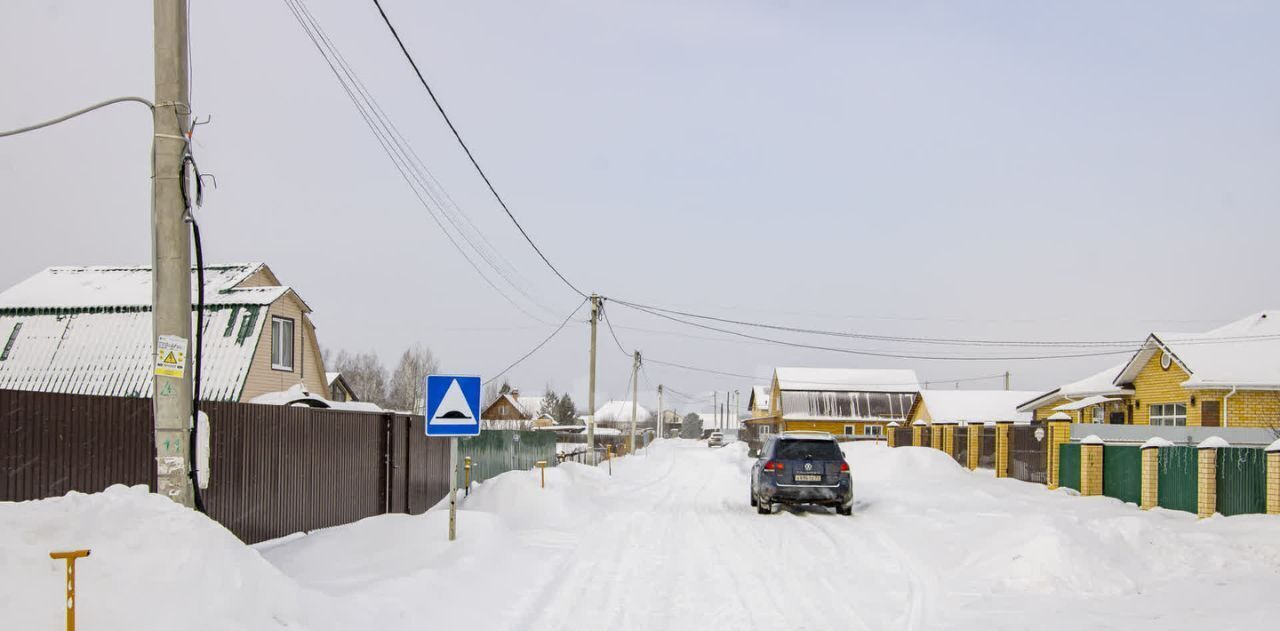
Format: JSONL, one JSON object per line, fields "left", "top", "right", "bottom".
{"left": 1141, "top": 445, "right": 1160, "bottom": 510}
{"left": 1079, "top": 435, "right": 1104, "bottom": 496}
{"left": 1197, "top": 437, "right": 1226, "bottom": 519}
{"left": 1046, "top": 420, "right": 1071, "bottom": 489}
{"left": 1266, "top": 441, "right": 1280, "bottom": 515}
{"left": 995, "top": 421, "right": 1012, "bottom": 478}
{"left": 912, "top": 420, "right": 925, "bottom": 447}
{"left": 886, "top": 422, "right": 899, "bottom": 447}
{"left": 930, "top": 424, "right": 942, "bottom": 451}
{"left": 940, "top": 422, "right": 954, "bottom": 455}
{"left": 967, "top": 424, "right": 980, "bottom": 470}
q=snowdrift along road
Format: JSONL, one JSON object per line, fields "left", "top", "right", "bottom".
{"left": 4, "top": 439, "right": 1280, "bottom": 630}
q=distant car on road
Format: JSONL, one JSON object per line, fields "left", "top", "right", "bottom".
{"left": 750, "top": 431, "right": 852, "bottom": 515}
{"left": 707, "top": 432, "right": 725, "bottom": 447}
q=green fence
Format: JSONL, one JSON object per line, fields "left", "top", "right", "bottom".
{"left": 1058, "top": 443, "right": 1081, "bottom": 492}
{"left": 457, "top": 430, "right": 558, "bottom": 487}
{"left": 1102, "top": 445, "right": 1142, "bottom": 505}
{"left": 1216, "top": 447, "right": 1267, "bottom": 516}
{"left": 1157, "top": 446, "right": 1198, "bottom": 514}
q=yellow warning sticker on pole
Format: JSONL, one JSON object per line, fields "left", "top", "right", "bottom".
{"left": 155, "top": 335, "right": 188, "bottom": 378}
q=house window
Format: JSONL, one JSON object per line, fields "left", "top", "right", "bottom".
{"left": 271, "top": 317, "right": 294, "bottom": 371}
{"left": 864, "top": 425, "right": 883, "bottom": 437}
{"left": 844, "top": 425, "right": 856, "bottom": 436}
{"left": 1150, "top": 403, "right": 1186, "bottom": 426}
{"left": 1091, "top": 406, "right": 1104, "bottom": 424}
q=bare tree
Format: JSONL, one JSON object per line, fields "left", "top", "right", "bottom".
{"left": 328, "top": 349, "right": 389, "bottom": 408}
{"left": 387, "top": 344, "right": 440, "bottom": 414}
{"left": 539, "top": 385, "right": 558, "bottom": 420}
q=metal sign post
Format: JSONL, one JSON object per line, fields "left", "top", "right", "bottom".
{"left": 424, "top": 374, "right": 482, "bottom": 542}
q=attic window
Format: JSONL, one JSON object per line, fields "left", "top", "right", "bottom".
{"left": 271, "top": 317, "right": 295, "bottom": 371}
{"left": 1160, "top": 351, "right": 1173, "bottom": 370}
{"left": 0, "top": 322, "right": 20, "bottom": 361}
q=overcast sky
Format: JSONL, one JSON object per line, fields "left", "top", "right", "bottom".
{"left": 3, "top": 0, "right": 1278, "bottom": 415}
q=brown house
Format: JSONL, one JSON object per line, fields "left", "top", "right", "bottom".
{"left": 481, "top": 391, "right": 554, "bottom": 427}
{"left": 0, "top": 263, "right": 329, "bottom": 402}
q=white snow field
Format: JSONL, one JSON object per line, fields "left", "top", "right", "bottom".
{"left": 4, "top": 439, "right": 1280, "bottom": 630}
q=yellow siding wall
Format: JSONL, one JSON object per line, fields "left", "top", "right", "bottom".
{"left": 1131, "top": 352, "right": 1194, "bottom": 425}
{"left": 912, "top": 402, "right": 933, "bottom": 424}
{"left": 1032, "top": 397, "right": 1078, "bottom": 422}
{"left": 782, "top": 420, "right": 888, "bottom": 437}
{"left": 1221, "top": 390, "right": 1280, "bottom": 428}
{"left": 239, "top": 296, "right": 327, "bottom": 401}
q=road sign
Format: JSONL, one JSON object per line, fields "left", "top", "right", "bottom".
{"left": 425, "top": 375, "right": 481, "bottom": 437}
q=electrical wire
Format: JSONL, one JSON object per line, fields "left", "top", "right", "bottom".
{"left": 484, "top": 299, "right": 588, "bottom": 385}
{"left": 0, "top": 96, "right": 154, "bottom": 138}
{"left": 370, "top": 0, "right": 586, "bottom": 299}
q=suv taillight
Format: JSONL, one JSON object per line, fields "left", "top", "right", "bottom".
{"left": 763, "top": 460, "right": 783, "bottom": 472}
{"left": 839, "top": 461, "right": 850, "bottom": 472}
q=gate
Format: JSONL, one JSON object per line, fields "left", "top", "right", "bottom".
{"left": 893, "top": 427, "right": 912, "bottom": 448}
{"left": 1102, "top": 445, "right": 1142, "bottom": 505}
{"left": 1216, "top": 447, "right": 1267, "bottom": 516}
{"left": 1157, "top": 446, "right": 1198, "bottom": 514}
{"left": 978, "top": 426, "right": 996, "bottom": 469}
{"left": 918, "top": 426, "right": 931, "bottom": 448}
{"left": 952, "top": 426, "right": 969, "bottom": 466}
{"left": 1008, "top": 423, "right": 1047, "bottom": 484}
{"left": 1058, "top": 443, "right": 1081, "bottom": 491}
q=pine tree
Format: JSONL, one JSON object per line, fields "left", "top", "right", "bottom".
{"left": 680, "top": 412, "right": 703, "bottom": 439}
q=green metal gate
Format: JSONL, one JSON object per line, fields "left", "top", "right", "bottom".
{"left": 1216, "top": 447, "right": 1267, "bottom": 516}
{"left": 1058, "top": 443, "right": 1080, "bottom": 491}
{"left": 1157, "top": 446, "right": 1198, "bottom": 514}
{"left": 456, "top": 430, "right": 558, "bottom": 487}
{"left": 1102, "top": 445, "right": 1142, "bottom": 505}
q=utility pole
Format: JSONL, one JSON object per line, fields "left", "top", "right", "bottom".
{"left": 152, "top": 0, "right": 194, "bottom": 507}
{"left": 587, "top": 294, "right": 601, "bottom": 464}
{"left": 1004, "top": 371, "right": 1011, "bottom": 391}
{"left": 629, "top": 351, "right": 640, "bottom": 453}
{"left": 657, "top": 384, "right": 664, "bottom": 439}
{"left": 713, "top": 392, "right": 718, "bottom": 431}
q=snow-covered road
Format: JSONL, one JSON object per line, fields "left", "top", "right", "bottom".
{"left": 5, "top": 439, "right": 1280, "bottom": 630}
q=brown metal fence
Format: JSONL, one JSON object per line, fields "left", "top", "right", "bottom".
{"left": 0, "top": 389, "right": 452, "bottom": 544}
{"left": 978, "top": 426, "right": 996, "bottom": 469}
{"left": 952, "top": 426, "right": 969, "bottom": 467}
{"left": 1008, "top": 422, "right": 1048, "bottom": 484}
{"left": 892, "top": 427, "right": 912, "bottom": 447}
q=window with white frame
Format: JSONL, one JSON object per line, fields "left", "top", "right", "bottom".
{"left": 758, "top": 425, "right": 772, "bottom": 436}
{"left": 1149, "top": 403, "right": 1186, "bottom": 426}
{"left": 271, "top": 317, "right": 295, "bottom": 371}
{"left": 864, "top": 425, "right": 883, "bottom": 436}
{"left": 1091, "top": 406, "right": 1104, "bottom": 424}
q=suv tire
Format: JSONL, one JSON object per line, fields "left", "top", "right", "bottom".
{"left": 756, "top": 501, "right": 772, "bottom": 515}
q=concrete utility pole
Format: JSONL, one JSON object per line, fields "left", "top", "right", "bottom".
{"left": 629, "top": 351, "right": 640, "bottom": 453}
{"left": 713, "top": 392, "right": 718, "bottom": 431}
{"left": 152, "top": 0, "right": 195, "bottom": 507}
{"left": 587, "top": 294, "right": 601, "bottom": 464}
{"left": 1004, "top": 371, "right": 1011, "bottom": 391}
{"left": 657, "top": 384, "right": 664, "bottom": 438}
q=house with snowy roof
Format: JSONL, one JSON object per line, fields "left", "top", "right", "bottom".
{"left": 480, "top": 389, "right": 555, "bottom": 427}
{"left": 0, "top": 263, "right": 329, "bottom": 403}
{"left": 768, "top": 367, "right": 920, "bottom": 438}
{"left": 1018, "top": 312, "right": 1280, "bottom": 429}
{"left": 911, "top": 390, "right": 1039, "bottom": 426}
{"left": 593, "top": 400, "right": 651, "bottom": 428}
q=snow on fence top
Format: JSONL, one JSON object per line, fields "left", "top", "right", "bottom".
{"left": 1197, "top": 436, "right": 1230, "bottom": 449}
{"left": 774, "top": 367, "right": 920, "bottom": 393}
{"left": 918, "top": 390, "right": 1039, "bottom": 423}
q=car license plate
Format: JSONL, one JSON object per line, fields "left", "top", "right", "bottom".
{"left": 794, "top": 474, "right": 822, "bottom": 482}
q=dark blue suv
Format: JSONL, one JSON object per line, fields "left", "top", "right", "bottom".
{"left": 750, "top": 432, "right": 853, "bottom": 515}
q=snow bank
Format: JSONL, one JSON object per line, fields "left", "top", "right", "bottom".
{"left": 843, "top": 442, "right": 963, "bottom": 481}
{"left": 0, "top": 485, "right": 350, "bottom": 630}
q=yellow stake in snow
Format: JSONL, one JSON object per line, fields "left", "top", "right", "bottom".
{"left": 537, "top": 460, "right": 548, "bottom": 488}
{"left": 50, "top": 549, "right": 90, "bottom": 631}
{"left": 464, "top": 456, "right": 472, "bottom": 496}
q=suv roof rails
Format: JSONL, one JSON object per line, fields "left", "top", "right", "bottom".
{"left": 780, "top": 430, "right": 835, "bottom": 439}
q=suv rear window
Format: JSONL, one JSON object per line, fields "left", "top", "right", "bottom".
{"left": 774, "top": 439, "right": 842, "bottom": 460}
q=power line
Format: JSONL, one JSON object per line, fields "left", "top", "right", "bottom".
{"left": 0, "top": 96, "right": 154, "bottom": 138}
{"left": 485, "top": 299, "right": 588, "bottom": 385}
{"left": 370, "top": 0, "right": 586, "bottom": 299}
{"left": 283, "top": 0, "right": 564, "bottom": 325}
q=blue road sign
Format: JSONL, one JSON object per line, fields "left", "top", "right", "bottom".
{"left": 425, "top": 375, "right": 482, "bottom": 437}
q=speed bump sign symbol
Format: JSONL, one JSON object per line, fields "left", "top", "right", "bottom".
{"left": 425, "top": 375, "right": 481, "bottom": 437}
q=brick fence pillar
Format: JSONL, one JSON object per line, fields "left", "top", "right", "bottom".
{"left": 1141, "top": 445, "right": 1160, "bottom": 510}
{"left": 941, "top": 423, "right": 954, "bottom": 455}
{"left": 886, "top": 422, "right": 899, "bottom": 448}
{"left": 1268, "top": 442, "right": 1280, "bottom": 515}
{"left": 1046, "top": 420, "right": 1071, "bottom": 490}
{"left": 1196, "top": 438, "right": 1223, "bottom": 519}
{"left": 912, "top": 421, "right": 924, "bottom": 447}
{"left": 1080, "top": 435, "right": 1104, "bottom": 496}
{"left": 995, "top": 421, "right": 1012, "bottom": 478}
{"left": 967, "top": 424, "right": 980, "bottom": 470}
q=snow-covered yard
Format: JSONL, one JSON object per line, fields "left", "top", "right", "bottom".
{"left": 4, "top": 440, "right": 1280, "bottom": 630}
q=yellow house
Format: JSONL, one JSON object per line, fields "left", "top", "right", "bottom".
{"left": 912, "top": 390, "right": 1039, "bottom": 425}
{"left": 769, "top": 367, "right": 919, "bottom": 438}
{"left": 1016, "top": 362, "right": 1134, "bottom": 424}
{"left": 0, "top": 263, "right": 329, "bottom": 402}
{"left": 1112, "top": 312, "right": 1280, "bottom": 428}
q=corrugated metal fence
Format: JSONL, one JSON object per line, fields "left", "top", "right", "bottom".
{"left": 1158, "top": 446, "right": 1198, "bottom": 514}
{"left": 0, "top": 389, "right": 459, "bottom": 544}
{"left": 1216, "top": 447, "right": 1267, "bottom": 516}
{"left": 458, "top": 430, "right": 558, "bottom": 487}
{"left": 1101, "top": 445, "right": 1142, "bottom": 505}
